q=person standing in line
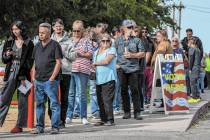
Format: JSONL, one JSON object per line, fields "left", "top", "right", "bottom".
{"left": 115, "top": 19, "right": 145, "bottom": 120}
{"left": 93, "top": 33, "right": 117, "bottom": 126}
{"left": 66, "top": 20, "right": 93, "bottom": 125}
{"left": 31, "top": 22, "right": 62, "bottom": 134}
{"left": 0, "top": 21, "right": 34, "bottom": 133}
{"left": 205, "top": 52, "right": 210, "bottom": 90}
{"left": 188, "top": 37, "right": 201, "bottom": 103}
{"left": 51, "top": 18, "right": 77, "bottom": 128}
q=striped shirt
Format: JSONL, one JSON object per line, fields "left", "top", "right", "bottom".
{"left": 71, "top": 37, "right": 94, "bottom": 75}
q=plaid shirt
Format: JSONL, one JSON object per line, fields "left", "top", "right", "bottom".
{"left": 114, "top": 36, "right": 145, "bottom": 73}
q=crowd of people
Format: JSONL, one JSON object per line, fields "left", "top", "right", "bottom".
{"left": 0, "top": 18, "right": 210, "bottom": 135}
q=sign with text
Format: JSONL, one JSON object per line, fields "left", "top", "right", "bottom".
{"left": 150, "top": 54, "right": 189, "bottom": 114}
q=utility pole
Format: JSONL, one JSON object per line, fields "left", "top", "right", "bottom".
{"left": 178, "top": 1, "right": 184, "bottom": 39}
{"left": 172, "top": 2, "right": 176, "bottom": 37}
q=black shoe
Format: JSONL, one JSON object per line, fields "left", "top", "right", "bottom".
{"left": 104, "top": 121, "right": 115, "bottom": 126}
{"left": 50, "top": 128, "right": 59, "bottom": 134}
{"left": 59, "top": 123, "right": 65, "bottom": 129}
{"left": 122, "top": 112, "right": 131, "bottom": 119}
{"left": 73, "top": 113, "right": 79, "bottom": 119}
{"left": 31, "top": 128, "right": 44, "bottom": 134}
{"left": 94, "top": 121, "right": 105, "bottom": 126}
{"left": 134, "top": 112, "right": 143, "bottom": 120}
{"left": 201, "top": 89, "right": 204, "bottom": 93}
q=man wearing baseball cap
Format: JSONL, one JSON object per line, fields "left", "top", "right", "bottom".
{"left": 114, "top": 19, "right": 145, "bottom": 120}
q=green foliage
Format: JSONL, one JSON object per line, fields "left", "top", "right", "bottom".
{"left": 0, "top": 0, "right": 174, "bottom": 38}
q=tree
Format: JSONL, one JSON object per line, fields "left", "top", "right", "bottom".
{"left": 0, "top": 0, "right": 174, "bottom": 39}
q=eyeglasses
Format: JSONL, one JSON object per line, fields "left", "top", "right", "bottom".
{"left": 172, "top": 40, "right": 178, "bottom": 42}
{"left": 72, "top": 30, "right": 81, "bottom": 33}
{"left": 142, "top": 31, "right": 148, "bottom": 33}
{"left": 127, "top": 26, "right": 134, "bottom": 30}
{"left": 101, "top": 40, "right": 110, "bottom": 43}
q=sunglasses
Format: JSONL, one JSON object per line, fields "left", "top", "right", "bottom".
{"left": 127, "top": 26, "right": 134, "bottom": 29}
{"left": 142, "top": 31, "right": 148, "bottom": 33}
{"left": 172, "top": 40, "right": 178, "bottom": 42}
{"left": 72, "top": 30, "right": 81, "bottom": 33}
{"left": 101, "top": 40, "right": 110, "bottom": 43}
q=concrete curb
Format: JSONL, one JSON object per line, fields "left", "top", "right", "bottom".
{"left": 186, "top": 100, "right": 210, "bottom": 131}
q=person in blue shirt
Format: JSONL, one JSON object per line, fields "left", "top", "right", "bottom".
{"left": 93, "top": 33, "right": 117, "bottom": 126}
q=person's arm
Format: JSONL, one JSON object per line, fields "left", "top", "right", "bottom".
{"left": 49, "top": 58, "right": 61, "bottom": 81}
{"left": 31, "top": 63, "right": 36, "bottom": 81}
{"left": 94, "top": 54, "right": 115, "bottom": 66}
{"left": 145, "top": 52, "right": 151, "bottom": 64}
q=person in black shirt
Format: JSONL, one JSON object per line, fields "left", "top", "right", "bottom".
{"left": 31, "top": 22, "right": 63, "bottom": 134}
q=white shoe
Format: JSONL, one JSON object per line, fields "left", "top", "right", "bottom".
{"left": 65, "top": 117, "right": 72, "bottom": 124}
{"left": 82, "top": 118, "right": 89, "bottom": 125}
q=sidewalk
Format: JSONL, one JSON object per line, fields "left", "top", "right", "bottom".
{"left": 0, "top": 91, "right": 210, "bottom": 140}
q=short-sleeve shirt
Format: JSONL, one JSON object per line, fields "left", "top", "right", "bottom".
{"left": 93, "top": 47, "right": 117, "bottom": 85}
{"left": 32, "top": 39, "right": 63, "bottom": 81}
{"left": 71, "top": 38, "right": 94, "bottom": 75}
{"left": 114, "top": 36, "right": 145, "bottom": 73}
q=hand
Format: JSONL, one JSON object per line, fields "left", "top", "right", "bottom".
{"left": 116, "top": 64, "right": 121, "bottom": 69}
{"left": 6, "top": 50, "right": 14, "bottom": 56}
{"left": 49, "top": 78, "right": 54, "bottom": 81}
{"left": 124, "top": 52, "right": 132, "bottom": 58}
{"left": 21, "top": 80, "right": 26, "bottom": 87}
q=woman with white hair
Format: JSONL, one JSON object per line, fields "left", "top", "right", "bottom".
{"left": 93, "top": 33, "right": 117, "bottom": 126}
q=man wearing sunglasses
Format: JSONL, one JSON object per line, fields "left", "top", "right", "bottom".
{"left": 114, "top": 19, "right": 145, "bottom": 120}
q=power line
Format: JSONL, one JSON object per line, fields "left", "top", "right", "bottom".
{"left": 186, "top": 4, "right": 210, "bottom": 10}
{"left": 186, "top": 7, "right": 210, "bottom": 14}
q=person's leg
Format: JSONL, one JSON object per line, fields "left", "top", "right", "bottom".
{"left": 101, "top": 81, "right": 115, "bottom": 123}
{"left": 118, "top": 70, "right": 130, "bottom": 118}
{"left": 66, "top": 73, "right": 76, "bottom": 119}
{"left": 96, "top": 84, "right": 107, "bottom": 123}
{"left": 138, "top": 73, "right": 144, "bottom": 111}
{"left": 89, "top": 80, "right": 99, "bottom": 116}
{"left": 34, "top": 80, "right": 47, "bottom": 131}
{"left": 16, "top": 87, "right": 28, "bottom": 128}
{"left": 113, "top": 73, "right": 121, "bottom": 112}
{"left": 185, "top": 69, "right": 191, "bottom": 96}
{"left": 60, "top": 74, "right": 71, "bottom": 125}
{"left": 45, "top": 80, "right": 60, "bottom": 129}
{"left": 206, "top": 72, "right": 210, "bottom": 90}
{"left": 190, "top": 73, "right": 199, "bottom": 98}
{"left": 144, "top": 67, "right": 153, "bottom": 103}
{"left": 73, "top": 92, "right": 80, "bottom": 117}
{"left": 129, "top": 72, "right": 141, "bottom": 117}
{"left": 200, "top": 72, "right": 205, "bottom": 93}
{"left": 78, "top": 73, "right": 89, "bottom": 119}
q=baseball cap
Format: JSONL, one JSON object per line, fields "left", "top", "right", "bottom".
{"left": 122, "top": 19, "right": 136, "bottom": 27}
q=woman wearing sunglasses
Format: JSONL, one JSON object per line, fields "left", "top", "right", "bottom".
{"left": 93, "top": 33, "right": 117, "bottom": 126}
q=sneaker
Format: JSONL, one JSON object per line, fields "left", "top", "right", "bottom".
{"left": 65, "top": 117, "right": 72, "bottom": 124}
{"left": 31, "top": 128, "right": 44, "bottom": 134}
{"left": 82, "top": 118, "right": 89, "bottom": 125}
{"left": 10, "top": 127, "right": 23, "bottom": 133}
{"left": 114, "top": 110, "right": 121, "bottom": 115}
{"left": 59, "top": 123, "right": 65, "bottom": 129}
{"left": 188, "top": 98, "right": 199, "bottom": 103}
{"left": 50, "top": 128, "right": 59, "bottom": 134}
{"left": 201, "top": 89, "right": 204, "bottom": 93}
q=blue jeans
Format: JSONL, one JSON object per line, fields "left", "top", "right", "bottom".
{"left": 35, "top": 80, "right": 60, "bottom": 130}
{"left": 113, "top": 75, "right": 121, "bottom": 111}
{"left": 89, "top": 80, "right": 99, "bottom": 114}
{"left": 67, "top": 72, "right": 89, "bottom": 119}
{"left": 198, "top": 72, "right": 205, "bottom": 90}
{"left": 74, "top": 93, "right": 80, "bottom": 115}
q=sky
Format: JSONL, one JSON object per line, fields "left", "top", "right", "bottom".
{"left": 167, "top": 0, "right": 210, "bottom": 53}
